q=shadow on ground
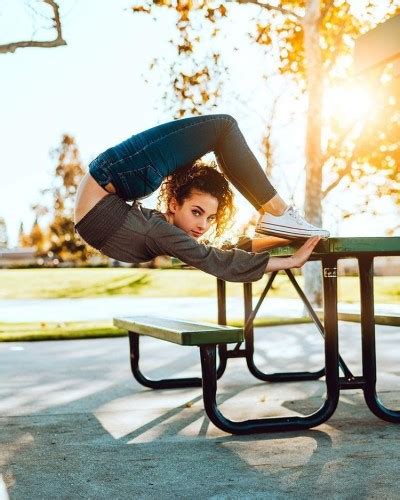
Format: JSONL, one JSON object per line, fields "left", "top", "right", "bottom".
{"left": 1, "top": 322, "right": 399, "bottom": 499}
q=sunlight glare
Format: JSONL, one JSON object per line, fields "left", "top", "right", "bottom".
{"left": 324, "top": 84, "right": 374, "bottom": 127}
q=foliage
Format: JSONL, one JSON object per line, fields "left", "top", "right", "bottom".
{"left": 324, "top": 66, "right": 400, "bottom": 222}
{"left": 131, "top": 1, "right": 400, "bottom": 305}
{"left": 22, "top": 220, "right": 46, "bottom": 253}
{"left": 134, "top": 1, "right": 230, "bottom": 118}
{"left": 21, "top": 135, "right": 105, "bottom": 264}
{"left": 131, "top": 0, "right": 400, "bottom": 210}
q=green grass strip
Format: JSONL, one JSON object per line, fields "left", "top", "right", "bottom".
{"left": 1, "top": 268, "right": 399, "bottom": 302}
{"left": 0, "top": 317, "right": 312, "bottom": 342}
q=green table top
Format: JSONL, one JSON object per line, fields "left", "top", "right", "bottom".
{"left": 268, "top": 237, "right": 400, "bottom": 258}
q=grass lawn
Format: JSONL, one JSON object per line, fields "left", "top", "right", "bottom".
{"left": 1, "top": 268, "right": 399, "bottom": 303}
{"left": 1, "top": 268, "right": 398, "bottom": 342}
{"left": 0, "top": 317, "right": 313, "bottom": 342}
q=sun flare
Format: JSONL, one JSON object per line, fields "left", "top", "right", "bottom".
{"left": 323, "top": 84, "right": 374, "bottom": 127}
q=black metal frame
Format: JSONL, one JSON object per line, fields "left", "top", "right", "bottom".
{"left": 127, "top": 254, "right": 399, "bottom": 434}
{"left": 128, "top": 331, "right": 228, "bottom": 389}
{"left": 357, "top": 256, "right": 400, "bottom": 423}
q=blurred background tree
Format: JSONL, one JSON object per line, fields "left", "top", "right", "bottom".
{"left": 0, "top": 218, "right": 9, "bottom": 249}
{"left": 131, "top": 0, "right": 400, "bottom": 304}
{"left": 44, "top": 134, "right": 98, "bottom": 264}
{"left": 4, "top": 1, "right": 399, "bottom": 286}
{"left": 21, "top": 135, "right": 105, "bottom": 265}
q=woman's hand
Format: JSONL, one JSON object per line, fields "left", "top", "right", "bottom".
{"left": 289, "top": 236, "right": 321, "bottom": 268}
{"left": 264, "top": 236, "right": 321, "bottom": 273}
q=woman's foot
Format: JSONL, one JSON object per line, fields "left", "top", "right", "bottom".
{"left": 255, "top": 206, "right": 330, "bottom": 239}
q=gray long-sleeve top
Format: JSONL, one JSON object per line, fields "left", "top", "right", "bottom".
{"left": 75, "top": 194, "right": 270, "bottom": 283}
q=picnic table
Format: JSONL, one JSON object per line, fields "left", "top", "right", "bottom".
{"left": 116, "top": 237, "right": 400, "bottom": 435}
{"left": 214, "top": 237, "right": 400, "bottom": 432}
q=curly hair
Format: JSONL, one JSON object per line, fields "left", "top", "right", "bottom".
{"left": 157, "top": 159, "right": 236, "bottom": 239}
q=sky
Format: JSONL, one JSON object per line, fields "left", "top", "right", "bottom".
{"left": 1, "top": 0, "right": 399, "bottom": 248}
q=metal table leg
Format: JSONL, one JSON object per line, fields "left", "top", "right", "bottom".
{"left": 219, "top": 265, "right": 352, "bottom": 382}
{"left": 321, "top": 257, "right": 341, "bottom": 413}
{"left": 244, "top": 278, "right": 325, "bottom": 382}
{"left": 128, "top": 332, "right": 226, "bottom": 389}
{"left": 199, "top": 340, "right": 339, "bottom": 434}
{"left": 216, "top": 278, "right": 228, "bottom": 379}
{"left": 359, "top": 256, "right": 400, "bottom": 422}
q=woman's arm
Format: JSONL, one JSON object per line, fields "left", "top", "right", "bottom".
{"left": 250, "top": 235, "right": 293, "bottom": 252}
{"left": 146, "top": 217, "right": 272, "bottom": 282}
{"left": 265, "top": 236, "right": 321, "bottom": 272}
{"left": 147, "top": 217, "right": 320, "bottom": 282}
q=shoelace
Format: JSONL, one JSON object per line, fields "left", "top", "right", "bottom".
{"left": 287, "top": 206, "right": 305, "bottom": 226}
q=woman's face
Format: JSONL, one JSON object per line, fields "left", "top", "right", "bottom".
{"left": 168, "top": 189, "right": 219, "bottom": 239}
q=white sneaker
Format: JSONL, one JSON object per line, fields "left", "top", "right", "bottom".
{"left": 255, "top": 206, "right": 330, "bottom": 239}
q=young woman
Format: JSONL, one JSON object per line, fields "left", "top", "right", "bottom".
{"left": 74, "top": 114, "right": 328, "bottom": 282}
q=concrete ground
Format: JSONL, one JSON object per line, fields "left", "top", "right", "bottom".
{"left": 1, "top": 322, "right": 400, "bottom": 499}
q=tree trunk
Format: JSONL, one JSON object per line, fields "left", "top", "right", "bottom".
{"left": 302, "top": 0, "right": 324, "bottom": 307}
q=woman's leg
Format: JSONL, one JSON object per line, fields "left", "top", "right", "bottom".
{"left": 88, "top": 113, "right": 329, "bottom": 238}
{"left": 89, "top": 114, "right": 279, "bottom": 209}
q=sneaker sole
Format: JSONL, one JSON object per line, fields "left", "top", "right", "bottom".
{"left": 256, "top": 227, "right": 329, "bottom": 239}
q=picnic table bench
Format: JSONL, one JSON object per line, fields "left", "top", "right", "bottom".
{"left": 115, "top": 237, "right": 400, "bottom": 435}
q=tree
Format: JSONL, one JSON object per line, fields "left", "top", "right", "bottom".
{"left": 0, "top": 0, "right": 66, "bottom": 55}
{"left": 18, "top": 219, "right": 40, "bottom": 249}
{"left": 29, "top": 218, "right": 47, "bottom": 253}
{"left": 34, "top": 134, "right": 102, "bottom": 264}
{"left": 18, "top": 222, "right": 25, "bottom": 247}
{"left": 134, "top": 1, "right": 229, "bottom": 118}
{"left": 0, "top": 218, "right": 8, "bottom": 248}
{"left": 47, "top": 134, "right": 92, "bottom": 263}
{"left": 131, "top": 0, "right": 400, "bottom": 304}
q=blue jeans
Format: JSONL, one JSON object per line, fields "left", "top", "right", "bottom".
{"left": 89, "top": 114, "right": 277, "bottom": 209}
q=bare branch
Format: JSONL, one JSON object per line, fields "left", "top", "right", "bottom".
{"left": 228, "top": 0, "right": 303, "bottom": 22}
{"left": 322, "top": 158, "right": 353, "bottom": 198}
{"left": 321, "top": 123, "right": 357, "bottom": 167}
{"left": 322, "top": 123, "right": 367, "bottom": 199}
{"left": 321, "top": 93, "right": 379, "bottom": 200}
{"left": 0, "top": 0, "right": 66, "bottom": 54}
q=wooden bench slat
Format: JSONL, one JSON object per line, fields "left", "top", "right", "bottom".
{"left": 113, "top": 316, "right": 244, "bottom": 346}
